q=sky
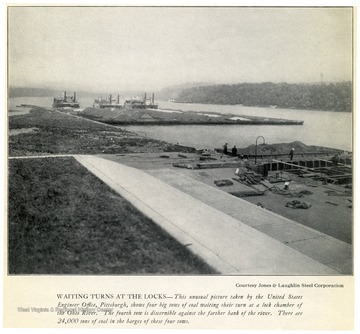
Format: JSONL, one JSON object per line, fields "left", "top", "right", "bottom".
{"left": 8, "top": 6, "right": 353, "bottom": 92}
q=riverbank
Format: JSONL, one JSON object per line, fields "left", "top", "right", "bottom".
{"left": 8, "top": 106, "right": 342, "bottom": 158}
{"left": 7, "top": 105, "right": 353, "bottom": 274}
{"left": 8, "top": 97, "right": 352, "bottom": 151}
{"left": 8, "top": 107, "right": 187, "bottom": 156}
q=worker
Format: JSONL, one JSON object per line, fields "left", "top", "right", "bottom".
{"left": 223, "top": 143, "right": 228, "bottom": 155}
{"left": 331, "top": 154, "right": 339, "bottom": 166}
{"left": 289, "top": 148, "right": 294, "bottom": 161}
{"left": 232, "top": 145, "right": 238, "bottom": 157}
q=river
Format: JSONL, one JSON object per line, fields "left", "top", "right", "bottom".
{"left": 8, "top": 96, "right": 353, "bottom": 151}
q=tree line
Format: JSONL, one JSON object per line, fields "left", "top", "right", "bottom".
{"left": 176, "top": 82, "right": 352, "bottom": 112}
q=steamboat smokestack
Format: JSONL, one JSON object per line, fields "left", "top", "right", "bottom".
{"left": 110, "top": 94, "right": 112, "bottom": 104}
{"left": 64, "top": 91, "right": 67, "bottom": 100}
{"left": 117, "top": 94, "right": 120, "bottom": 104}
{"left": 152, "top": 93, "right": 154, "bottom": 103}
{"left": 144, "top": 93, "right": 147, "bottom": 102}
{"left": 74, "top": 92, "right": 76, "bottom": 102}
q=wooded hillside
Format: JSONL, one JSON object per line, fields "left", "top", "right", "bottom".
{"left": 176, "top": 82, "right": 352, "bottom": 112}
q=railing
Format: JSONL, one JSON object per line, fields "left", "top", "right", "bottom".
{"left": 238, "top": 151, "right": 348, "bottom": 161}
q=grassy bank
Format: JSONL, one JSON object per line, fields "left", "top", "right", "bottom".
{"left": 9, "top": 107, "right": 182, "bottom": 156}
{"left": 8, "top": 157, "right": 216, "bottom": 274}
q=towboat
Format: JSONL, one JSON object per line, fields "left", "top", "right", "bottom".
{"left": 53, "top": 91, "right": 80, "bottom": 108}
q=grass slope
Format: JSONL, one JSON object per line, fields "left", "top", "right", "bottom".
{"left": 8, "top": 157, "right": 216, "bottom": 275}
{"left": 9, "top": 107, "right": 178, "bottom": 156}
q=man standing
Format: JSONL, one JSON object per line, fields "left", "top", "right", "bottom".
{"left": 289, "top": 148, "right": 295, "bottom": 161}
{"left": 223, "top": 143, "right": 228, "bottom": 155}
{"left": 232, "top": 145, "right": 238, "bottom": 157}
{"left": 331, "top": 154, "right": 339, "bottom": 166}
